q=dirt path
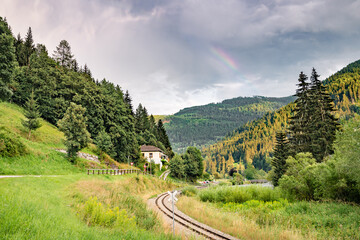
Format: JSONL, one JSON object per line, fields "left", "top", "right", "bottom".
{"left": 0, "top": 175, "right": 58, "bottom": 179}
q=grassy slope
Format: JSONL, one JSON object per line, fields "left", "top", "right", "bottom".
{"left": 0, "top": 102, "right": 136, "bottom": 175}
{"left": 0, "top": 175, "right": 178, "bottom": 240}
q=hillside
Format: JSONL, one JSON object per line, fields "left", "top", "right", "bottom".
{"left": 0, "top": 102, "right": 129, "bottom": 174}
{"left": 163, "top": 96, "right": 295, "bottom": 152}
{"left": 203, "top": 59, "right": 360, "bottom": 173}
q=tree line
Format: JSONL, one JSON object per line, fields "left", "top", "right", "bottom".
{"left": 0, "top": 17, "right": 173, "bottom": 164}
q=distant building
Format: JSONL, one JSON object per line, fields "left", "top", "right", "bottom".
{"left": 140, "top": 145, "right": 168, "bottom": 169}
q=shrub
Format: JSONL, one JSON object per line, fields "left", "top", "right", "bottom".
{"left": 279, "top": 153, "right": 332, "bottom": 201}
{"left": 182, "top": 186, "right": 198, "bottom": 197}
{"left": 79, "top": 196, "right": 136, "bottom": 230}
{"left": 0, "top": 130, "right": 27, "bottom": 157}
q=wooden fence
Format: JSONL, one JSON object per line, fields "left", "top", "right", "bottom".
{"left": 87, "top": 169, "right": 143, "bottom": 175}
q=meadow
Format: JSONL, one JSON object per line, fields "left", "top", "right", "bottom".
{"left": 177, "top": 185, "right": 360, "bottom": 240}
{"left": 0, "top": 174, "right": 180, "bottom": 240}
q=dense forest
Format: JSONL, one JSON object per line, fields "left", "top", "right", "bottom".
{"left": 0, "top": 17, "right": 172, "bottom": 164}
{"left": 163, "top": 96, "right": 295, "bottom": 152}
{"left": 203, "top": 59, "right": 360, "bottom": 175}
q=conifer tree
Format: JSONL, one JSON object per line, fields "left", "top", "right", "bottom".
{"left": 24, "top": 27, "right": 35, "bottom": 66}
{"left": 289, "top": 72, "right": 311, "bottom": 154}
{"left": 271, "top": 131, "right": 289, "bottom": 186}
{"left": 53, "top": 40, "right": 74, "bottom": 68}
{"left": 58, "top": 103, "right": 91, "bottom": 161}
{"left": 22, "top": 90, "right": 42, "bottom": 139}
{"left": 308, "top": 68, "right": 339, "bottom": 162}
{"left": 14, "top": 33, "right": 26, "bottom": 66}
{"left": 0, "top": 17, "right": 16, "bottom": 101}
{"left": 124, "top": 90, "right": 134, "bottom": 115}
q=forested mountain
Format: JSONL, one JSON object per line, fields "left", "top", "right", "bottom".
{"left": 0, "top": 17, "right": 172, "bottom": 164}
{"left": 163, "top": 96, "right": 295, "bottom": 152}
{"left": 203, "top": 59, "right": 360, "bottom": 174}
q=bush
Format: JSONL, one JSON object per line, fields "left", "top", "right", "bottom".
{"left": 279, "top": 153, "right": 332, "bottom": 201}
{"left": 230, "top": 173, "right": 243, "bottom": 185}
{"left": 79, "top": 197, "right": 136, "bottom": 230}
{"left": 182, "top": 186, "right": 198, "bottom": 197}
{"left": 0, "top": 130, "right": 27, "bottom": 157}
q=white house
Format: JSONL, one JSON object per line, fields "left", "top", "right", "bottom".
{"left": 140, "top": 145, "right": 168, "bottom": 169}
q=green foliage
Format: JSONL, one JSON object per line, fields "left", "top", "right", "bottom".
{"left": 78, "top": 196, "right": 136, "bottom": 229}
{"left": 289, "top": 69, "right": 339, "bottom": 162}
{"left": 270, "top": 131, "right": 290, "bottom": 186}
{"left": 53, "top": 39, "right": 74, "bottom": 68}
{"left": 165, "top": 96, "right": 295, "bottom": 152}
{"left": 0, "top": 128, "right": 27, "bottom": 157}
{"left": 181, "top": 186, "right": 198, "bottom": 197}
{"left": 21, "top": 90, "right": 42, "bottom": 139}
{"left": 0, "top": 17, "right": 17, "bottom": 100}
{"left": 230, "top": 173, "right": 243, "bottom": 185}
{"left": 330, "top": 115, "right": 360, "bottom": 202}
{"left": 278, "top": 153, "right": 331, "bottom": 201}
{"left": 169, "top": 147, "right": 204, "bottom": 182}
{"left": 95, "top": 130, "right": 113, "bottom": 156}
{"left": 169, "top": 154, "right": 185, "bottom": 179}
{"left": 58, "top": 103, "right": 91, "bottom": 161}
{"left": 221, "top": 199, "right": 288, "bottom": 212}
{"left": 199, "top": 185, "right": 283, "bottom": 204}
{"left": 183, "top": 146, "right": 204, "bottom": 181}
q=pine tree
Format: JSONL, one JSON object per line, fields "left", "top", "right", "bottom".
{"left": 21, "top": 90, "right": 42, "bottom": 139}
{"left": 271, "top": 131, "right": 290, "bottom": 186}
{"left": 124, "top": 90, "right": 134, "bottom": 115}
{"left": 0, "top": 17, "right": 16, "bottom": 101}
{"left": 58, "top": 103, "right": 91, "bottom": 161}
{"left": 308, "top": 68, "right": 339, "bottom": 162}
{"left": 53, "top": 40, "right": 74, "bottom": 68}
{"left": 289, "top": 72, "right": 311, "bottom": 154}
{"left": 14, "top": 33, "right": 26, "bottom": 66}
{"left": 24, "top": 27, "right": 35, "bottom": 66}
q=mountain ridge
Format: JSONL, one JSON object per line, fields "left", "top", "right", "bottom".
{"left": 162, "top": 95, "right": 296, "bottom": 152}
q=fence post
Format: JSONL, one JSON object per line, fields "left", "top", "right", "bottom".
{"left": 87, "top": 169, "right": 89, "bottom": 175}
{"left": 93, "top": 170, "right": 95, "bottom": 175}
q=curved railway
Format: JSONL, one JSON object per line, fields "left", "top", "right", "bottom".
{"left": 155, "top": 191, "right": 238, "bottom": 240}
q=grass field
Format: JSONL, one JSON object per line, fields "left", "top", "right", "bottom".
{"left": 177, "top": 186, "right": 360, "bottom": 240}
{"left": 0, "top": 174, "right": 179, "bottom": 240}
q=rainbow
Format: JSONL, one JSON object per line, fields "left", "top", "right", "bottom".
{"left": 211, "top": 46, "right": 238, "bottom": 71}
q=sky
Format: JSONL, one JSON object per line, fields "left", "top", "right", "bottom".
{"left": 1, "top": 0, "right": 360, "bottom": 114}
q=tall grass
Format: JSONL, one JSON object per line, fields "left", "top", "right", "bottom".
{"left": 177, "top": 185, "right": 360, "bottom": 240}
{"left": 0, "top": 175, "right": 179, "bottom": 239}
{"left": 199, "top": 185, "right": 283, "bottom": 203}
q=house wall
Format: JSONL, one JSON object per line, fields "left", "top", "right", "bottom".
{"left": 143, "top": 151, "right": 164, "bottom": 169}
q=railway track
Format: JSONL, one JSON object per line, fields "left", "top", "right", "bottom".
{"left": 155, "top": 191, "right": 238, "bottom": 240}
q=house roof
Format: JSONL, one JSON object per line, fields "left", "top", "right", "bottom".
{"left": 140, "top": 145, "right": 164, "bottom": 153}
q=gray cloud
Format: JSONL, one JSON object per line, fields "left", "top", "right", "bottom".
{"left": 1, "top": 0, "right": 360, "bottom": 114}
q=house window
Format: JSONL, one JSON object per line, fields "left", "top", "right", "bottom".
{"left": 149, "top": 153, "right": 153, "bottom": 158}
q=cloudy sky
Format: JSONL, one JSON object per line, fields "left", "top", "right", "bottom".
{"left": 1, "top": 0, "right": 360, "bottom": 114}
